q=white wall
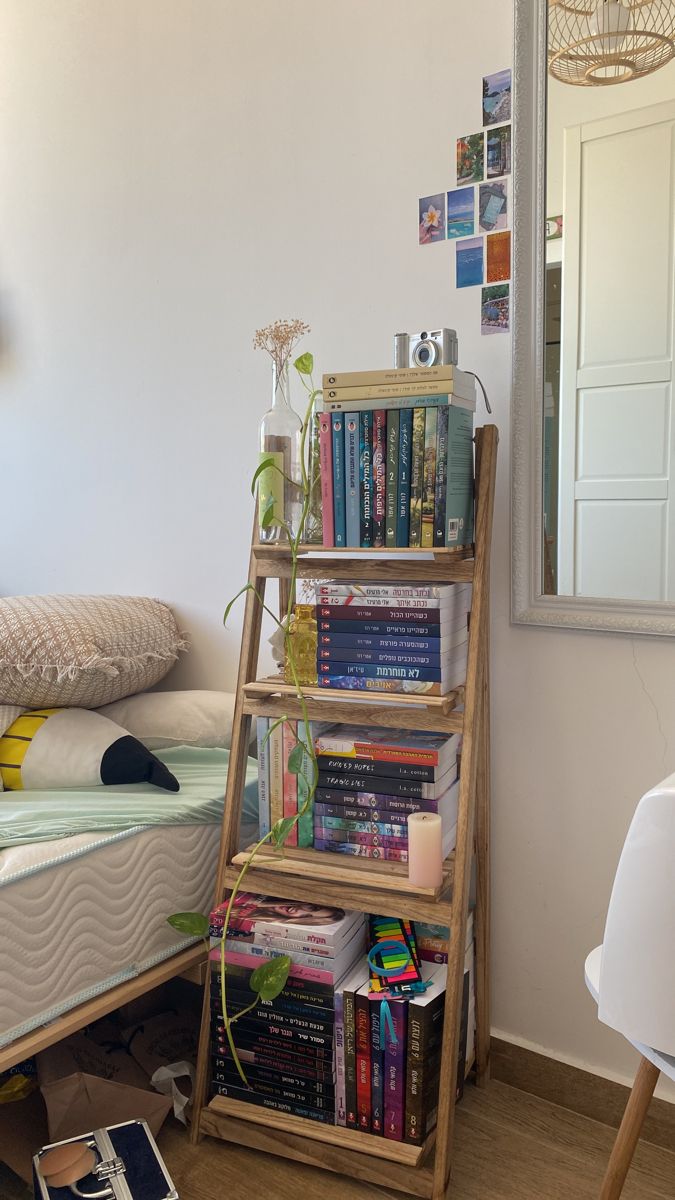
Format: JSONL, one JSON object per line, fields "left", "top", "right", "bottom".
{"left": 2, "top": 0, "right": 675, "bottom": 1098}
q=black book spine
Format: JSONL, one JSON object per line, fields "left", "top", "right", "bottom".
{"left": 343, "top": 983, "right": 358, "bottom": 1130}
{"left": 316, "top": 788, "right": 441, "bottom": 814}
{"left": 210, "top": 964, "right": 335, "bottom": 1002}
{"left": 212, "top": 1053, "right": 333, "bottom": 1086}
{"left": 212, "top": 1042, "right": 333, "bottom": 1079}
{"left": 212, "top": 1019, "right": 334, "bottom": 1056}
{"left": 210, "top": 1081, "right": 334, "bottom": 1124}
{"left": 317, "top": 771, "right": 448, "bottom": 799}
{"left": 316, "top": 754, "right": 439, "bottom": 783}
{"left": 212, "top": 1068, "right": 334, "bottom": 1109}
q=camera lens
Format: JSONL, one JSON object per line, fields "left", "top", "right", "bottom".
{"left": 418, "top": 345, "right": 431, "bottom": 364}
{"left": 412, "top": 339, "right": 439, "bottom": 367}
{"left": 420, "top": 332, "right": 428, "bottom": 340}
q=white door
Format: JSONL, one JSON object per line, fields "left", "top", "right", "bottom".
{"left": 558, "top": 100, "right": 675, "bottom": 600}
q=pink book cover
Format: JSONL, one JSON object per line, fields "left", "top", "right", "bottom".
{"left": 209, "top": 946, "right": 336, "bottom": 987}
{"left": 319, "top": 411, "right": 334, "bottom": 547}
{"left": 282, "top": 719, "right": 298, "bottom": 846}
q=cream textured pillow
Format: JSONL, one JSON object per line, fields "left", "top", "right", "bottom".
{"left": 0, "top": 595, "right": 187, "bottom": 708}
{"left": 98, "top": 690, "right": 236, "bottom": 750}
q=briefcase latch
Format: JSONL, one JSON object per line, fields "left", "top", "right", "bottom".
{"left": 69, "top": 1156, "right": 126, "bottom": 1198}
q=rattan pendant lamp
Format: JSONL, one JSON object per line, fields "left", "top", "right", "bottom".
{"left": 549, "top": 0, "right": 675, "bottom": 85}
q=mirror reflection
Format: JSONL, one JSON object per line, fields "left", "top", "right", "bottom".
{"left": 544, "top": 1, "right": 675, "bottom": 600}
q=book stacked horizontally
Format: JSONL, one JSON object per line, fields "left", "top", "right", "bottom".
{"left": 209, "top": 892, "right": 366, "bottom": 1125}
{"left": 312, "top": 724, "right": 461, "bottom": 862}
{"left": 335, "top": 914, "right": 474, "bottom": 1141}
{"left": 318, "top": 365, "right": 476, "bottom": 550}
{"left": 315, "top": 579, "right": 471, "bottom": 695}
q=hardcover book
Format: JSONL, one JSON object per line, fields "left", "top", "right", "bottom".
{"left": 434, "top": 406, "right": 449, "bottom": 546}
{"left": 372, "top": 409, "right": 386, "bottom": 547}
{"left": 409, "top": 408, "right": 426, "bottom": 547}
{"left": 359, "top": 409, "right": 373, "bottom": 548}
{"left": 421, "top": 406, "right": 438, "bottom": 548}
{"left": 344, "top": 412, "right": 360, "bottom": 549}
{"left": 331, "top": 413, "right": 346, "bottom": 547}
{"left": 385, "top": 409, "right": 399, "bottom": 547}
{"left": 314, "top": 726, "right": 461, "bottom": 769}
{"left": 338, "top": 962, "right": 369, "bottom": 1130}
{"left": 317, "top": 631, "right": 465, "bottom": 655}
{"left": 323, "top": 377, "right": 476, "bottom": 403}
{"left": 397, "top": 408, "right": 413, "bottom": 547}
{"left": 317, "top": 618, "right": 453, "bottom": 638}
{"left": 318, "top": 411, "right": 334, "bottom": 547}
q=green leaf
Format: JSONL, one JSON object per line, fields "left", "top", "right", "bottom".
{"left": 294, "top": 351, "right": 314, "bottom": 376}
{"left": 167, "top": 912, "right": 209, "bottom": 938}
{"left": 260, "top": 501, "right": 276, "bottom": 529}
{"left": 271, "top": 816, "right": 296, "bottom": 847}
{"left": 223, "top": 584, "right": 251, "bottom": 627}
{"left": 287, "top": 743, "right": 304, "bottom": 774}
{"left": 250, "top": 456, "right": 277, "bottom": 496}
{"left": 250, "top": 954, "right": 292, "bottom": 1001}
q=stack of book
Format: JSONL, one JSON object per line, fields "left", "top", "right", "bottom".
{"left": 315, "top": 579, "right": 472, "bottom": 695}
{"left": 209, "top": 892, "right": 366, "bottom": 1124}
{"left": 312, "top": 724, "right": 461, "bottom": 862}
{"left": 335, "top": 914, "right": 474, "bottom": 1141}
{"left": 318, "top": 366, "right": 476, "bottom": 550}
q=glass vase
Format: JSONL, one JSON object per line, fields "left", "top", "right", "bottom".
{"left": 258, "top": 361, "right": 302, "bottom": 543}
{"left": 302, "top": 393, "right": 324, "bottom": 546}
{"left": 283, "top": 604, "right": 318, "bottom": 686}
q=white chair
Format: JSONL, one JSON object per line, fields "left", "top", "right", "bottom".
{"left": 585, "top": 771, "right": 675, "bottom": 1199}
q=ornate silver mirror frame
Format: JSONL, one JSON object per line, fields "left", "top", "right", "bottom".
{"left": 511, "top": 0, "right": 675, "bottom": 636}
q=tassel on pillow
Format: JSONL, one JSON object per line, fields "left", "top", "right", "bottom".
{"left": 0, "top": 708, "right": 180, "bottom": 792}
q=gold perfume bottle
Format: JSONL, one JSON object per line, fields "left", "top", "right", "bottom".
{"left": 284, "top": 604, "right": 318, "bottom": 686}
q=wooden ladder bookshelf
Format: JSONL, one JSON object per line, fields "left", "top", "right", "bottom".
{"left": 191, "top": 424, "right": 498, "bottom": 1200}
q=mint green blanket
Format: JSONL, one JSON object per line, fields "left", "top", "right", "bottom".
{"left": 0, "top": 746, "right": 258, "bottom": 849}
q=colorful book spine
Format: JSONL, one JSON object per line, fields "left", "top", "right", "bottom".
{"left": 370, "top": 998, "right": 384, "bottom": 1136}
{"left": 296, "top": 718, "right": 315, "bottom": 849}
{"left": 315, "top": 799, "right": 441, "bottom": 820}
{"left": 319, "top": 648, "right": 449, "bottom": 668}
{"left": 319, "top": 663, "right": 446, "bottom": 683}
{"left": 269, "top": 720, "right": 283, "bottom": 832}
{"left": 318, "top": 411, "right": 334, "bottom": 548}
{"left": 317, "top": 633, "right": 451, "bottom": 654}
{"left": 384, "top": 1000, "right": 408, "bottom": 1141}
{"left": 210, "top": 947, "right": 337, "bottom": 987}
{"left": 385, "top": 409, "right": 399, "bottom": 547}
{"left": 315, "top": 828, "right": 408, "bottom": 850}
{"left": 421, "top": 406, "right": 438, "bottom": 548}
{"left": 316, "top": 582, "right": 461, "bottom": 600}
{"left": 409, "top": 408, "right": 426, "bottom": 547}
{"left": 213, "top": 1050, "right": 333, "bottom": 1083}
{"left": 282, "top": 719, "right": 298, "bottom": 846}
{"left": 445, "top": 405, "right": 475, "bottom": 548}
{"left": 318, "top": 618, "right": 449, "bottom": 638}
{"left": 343, "top": 979, "right": 358, "bottom": 1129}
{"left": 317, "top": 789, "right": 449, "bottom": 814}
{"left": 372, "top": 409, "right": 386, "bottom": 548}
{"left": 313, "top": 839, "right": 408, "bottom": 862}
{"left": 433, "top": 405, "right": 448, "bottom": 546}
{"left": 314, "top": 729, "right": 459, "bottom": 766}
{"left": 344, "top": 413, "right": 360, "bottom": 548}
{"left": 331, "top": 413, "right": 346, "bottom": 547}
{"left": 210, "top": 963, "right": 335, "bottom": 1002}
{"left": 213, "top": 1062, "right": 334, "bottom": 1103}
{"left": 334, "top": 990, "right": 347, "bottom": 1126}
{"left": 317, "top": 676, "right": 447, "bottom": 696}
{"left": 359, "top": 409, "right": 373, "bottom": 548}
{"left": 256, "top": 717, "right": 270, "bottom": 838}
{"left": 396, "top": 408, "right": 413, "bottom": 547}
{"left": 355, "top": 986, "right": 372, "bottom": 1132}
{"left": 315, "top": 754, "right": 444, "bottom": 782}
{"left": 316, "top": 602, "right": 457, "bottom": 619}
{"left": 210, "top": 1082, "right": 334, "bottom": 1124}
{"left": 316, "top": 817, "right": 410, "bottom": 837}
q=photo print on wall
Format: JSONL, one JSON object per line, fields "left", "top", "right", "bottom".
{"left": 456, "top": 237, "right": 484, "bottom": 288}
{"left": 419, "top": 193, "right": 446, "bottom": 244}
{"left": 447, "top": 188, "right": 475, "bottom": 239}
{"left": 486, "top": 125, "right": 511, "bottom": 178}
{"left": 479, "top": 179, "right": 508, "bottom": 232}
{"left": 456, "top": 134, "right": 484, "bottom": 186}
{"left": 482, "top": 69, "right": 511, "bottom": 126}
{"left": 486, "top": 230, "right": 511, "bottom": 283}
{"left": 481, "top": 284, "right": 510, "bottom": 334}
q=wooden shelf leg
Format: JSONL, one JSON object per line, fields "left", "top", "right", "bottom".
{"left": 599, "top": 1056, "right": 660, "bottom": 1200}
{"left": 474, "top": 637, "right": 491, "bottom": 1087}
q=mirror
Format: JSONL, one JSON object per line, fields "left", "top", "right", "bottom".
{"left": 512, "top": 0, "right": 675, "bottom": 634}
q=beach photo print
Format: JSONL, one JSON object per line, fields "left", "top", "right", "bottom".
{"left": 482, "top": 69, "right": 511, "bottom": 126}
{"left": 447, "top": 188, "right": 475, "bottom": 239}
{"left": 456, "top": 133, "right": 484, "bottom": 186}
{"left": 456, "top": 237, "right": 484, "bottom": 289}
{"left": 419, "top": 193, "right": 446, "bottom": 244}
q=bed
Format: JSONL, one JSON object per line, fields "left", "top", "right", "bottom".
{"left": 0, "top": 745, "right": 258, "bottom": 1068}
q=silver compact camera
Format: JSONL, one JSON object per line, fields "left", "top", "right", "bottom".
{"left": 394, "top": 328, "right": 458, "bottom": 369}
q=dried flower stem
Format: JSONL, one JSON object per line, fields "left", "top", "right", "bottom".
{"left": 253, "top": 318, "right": 310, "bottom": 378}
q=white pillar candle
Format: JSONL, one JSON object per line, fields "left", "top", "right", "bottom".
{"left": 407, "top": 812, "right": 443, "bottom": 888}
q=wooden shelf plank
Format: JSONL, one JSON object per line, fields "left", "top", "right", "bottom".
{"left": 254, "top": 543, "right": 474, "bottom": 559}
{"left": 222, "top": 856, "right": 454, "bottom": 925}
{"left": 232, "top": 843, "right": 453, "bottom": 898}
{"left": 243, "top": 694, "right": 463, "bottom": 735}
{"left": 255, "top": 554, "right": 474, "bottom": 583}
{"left": 245, "top": 678, "right": 462, "bottom": 710}
{"left": 0, "top": 944, "right": 205, "bottom": 1074}
{"left": 202, "top": 1095, "right": 430, "bottom": 1167}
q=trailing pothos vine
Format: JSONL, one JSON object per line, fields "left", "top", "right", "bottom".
{"left": 168, "top": 325, "right": 321, "bottom": 1088}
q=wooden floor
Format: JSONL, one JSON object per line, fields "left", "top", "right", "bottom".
{"left": 156, "top": 1079, "right": 675, "bottom": 1199}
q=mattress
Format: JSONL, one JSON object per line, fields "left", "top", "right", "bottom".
{"left": 0, "top": 816, "right": 258, "bottom": 1048}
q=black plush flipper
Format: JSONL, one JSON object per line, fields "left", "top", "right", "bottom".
{"left": 100, "top": 735, "right": 180, "bottom": 791}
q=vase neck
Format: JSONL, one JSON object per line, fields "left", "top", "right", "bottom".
{"left": 272, "top": 360, "right": 291, "bottom": 408}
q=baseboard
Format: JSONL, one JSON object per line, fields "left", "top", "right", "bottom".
{"left": 490, "top": 1036, "right": 675, "bottom": 1153}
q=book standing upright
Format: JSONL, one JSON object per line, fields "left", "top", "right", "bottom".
{"left": 192, "top": 424, "right": 497, "bottom": 1200}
